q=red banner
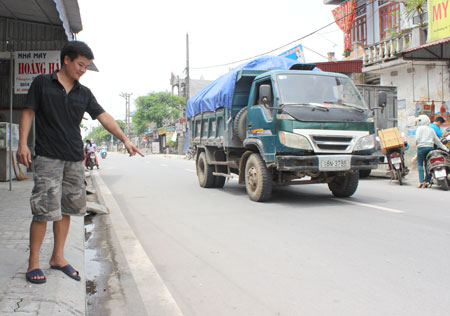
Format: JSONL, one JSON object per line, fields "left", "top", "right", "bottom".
{"left": 332, "top": 0, "right": 357, "bottom": 52}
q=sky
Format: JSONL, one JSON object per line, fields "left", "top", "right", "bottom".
{"left": 76, "top": 0, "right": 344, "bottom": 130}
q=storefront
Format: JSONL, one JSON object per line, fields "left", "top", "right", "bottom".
{"left": 0, "top": 1, "right": 83, "bottom": 185}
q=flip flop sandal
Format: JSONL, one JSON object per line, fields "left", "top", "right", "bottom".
{"left": 51, "top": 264, "right": 81, "bottom": 281}
{"left": 26, "top": 268, "right": 46, "bottom": 284}
{"left": 417, "top": 183, "right": 425, "bottom": 188}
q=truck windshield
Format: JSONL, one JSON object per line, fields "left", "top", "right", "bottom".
{"left": 276, "top": 74, "right": 366, "bottom": 110}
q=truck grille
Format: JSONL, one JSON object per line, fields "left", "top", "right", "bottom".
{"left": 311, "top": 135, "right": 353, "bottom": 151}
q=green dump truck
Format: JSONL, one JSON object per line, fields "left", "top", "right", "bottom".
{"left": 186, "top": 56, "right": 378, "bottom": 202}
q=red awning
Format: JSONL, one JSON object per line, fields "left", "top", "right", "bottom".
{"left": 402, "top": 36, "right": 450, "bottom": 61}
{"left": 313, "top": 60, "right": 362, "bottom": 73}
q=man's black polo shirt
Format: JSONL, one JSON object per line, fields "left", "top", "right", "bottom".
{"left": 24, "top": 71, "right": 105, "bottom": 161}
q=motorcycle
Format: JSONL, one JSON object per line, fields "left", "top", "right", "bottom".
{"left": 385, "top": 141, "right": 409, "bottom": 185}
{"left": 426, "top": 141, "right": 450, "bottom": 191}
{"left": 86, "top": 152, "right": 99, "bottom": 170}
{"left": 101, "top": 147, "right": 107, "bottom": 159}
{"left": 185, "top": 147, "right": 197, "bottom": 160}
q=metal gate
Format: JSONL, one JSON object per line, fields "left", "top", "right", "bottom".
{"left": 357, "top": 84, "right": 398, "bottom": 131}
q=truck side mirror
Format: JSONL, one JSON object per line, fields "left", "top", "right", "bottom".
{"left": 259, "top": 85, "right": 273, "bottom": 106}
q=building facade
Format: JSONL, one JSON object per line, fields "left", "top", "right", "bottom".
{"left": 325, "top": 0, "right": 450, "bottom": 155}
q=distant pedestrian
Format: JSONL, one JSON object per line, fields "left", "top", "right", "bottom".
{"left": 415, "top": 115, "right": 449, "bottom": 188}
{"left": 17, "top": 41, "right": 143, "bottom": 284}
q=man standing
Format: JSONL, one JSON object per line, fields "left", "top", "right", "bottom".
{"left": 17, "top": 41, "right": 143, "bottom": 284}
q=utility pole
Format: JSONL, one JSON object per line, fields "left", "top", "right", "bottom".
{"left": 120, "top": 92, "right": 132, "bottom": 136}
{"left": 185, "top": 33, "right": 190, "bottom": 100}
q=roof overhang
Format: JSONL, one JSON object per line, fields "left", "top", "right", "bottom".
{"left": 402, "top": 36, "right": 450, "bottom": 61}
{"left": 323, "top": 0, "right": 346, "bottom": 5}
{"left": 314, "top": 59, "right": 363, "bottom": 73}
{"left": 0, "top": 0, "right": 82, "bottom": 39}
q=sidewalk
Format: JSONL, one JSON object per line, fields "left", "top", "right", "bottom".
{"left": 0, "top": 178, "right": 85, "bottom": 316}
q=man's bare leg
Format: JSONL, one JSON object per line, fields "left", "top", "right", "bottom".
{"left": 49, "top": 214, "right": 78, "bottom": 277}
{"left": 28, "top": 220, "right": 47, "bottom": 281}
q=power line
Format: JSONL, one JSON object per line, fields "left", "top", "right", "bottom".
{"left": 301, "top": 45, "right": 330, "bottom": 61}
{"left": 315, "top": 32, "right": 344, "bottom": 48}
{"left": 190, "top": 1, "right": 377, "bottom": 70}
{"left": 190, "top": 19, "right": 337, "bottom": 70}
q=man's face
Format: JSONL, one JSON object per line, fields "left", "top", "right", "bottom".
{"left": 435, "top": 121, "right": 443, "bottom": 127}
{"left": 64, "top": 55, "right": 90, "bottom": 81}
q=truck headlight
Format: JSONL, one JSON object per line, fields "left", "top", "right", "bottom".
{"left": 279, "top": 131, "right": 313, "bottom": 150}
{"left": 354, "top": 134, "right": 375, "bottom": 151}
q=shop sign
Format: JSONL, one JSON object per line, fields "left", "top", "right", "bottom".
{"left": 14, "top": 51, "right": 60, "bottom": 94}
{"left": 428, "top": 0, "right": 450, "bottom": 42}
{"left": 278, "top": 44, "right": 305, "bottom": 63}
{"left": 175, "top": 123, "right": 183, "bottom": 133}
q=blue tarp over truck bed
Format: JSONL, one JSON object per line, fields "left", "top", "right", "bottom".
{"left": 187, "top": 56, "right": 319, "bottom": 119}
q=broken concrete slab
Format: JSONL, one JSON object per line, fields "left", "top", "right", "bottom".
{"left": 86, "top": 186, "right": 96, "bottom": 195}
{"left": 86, "top": 202, "right": 109, "bottom": 215}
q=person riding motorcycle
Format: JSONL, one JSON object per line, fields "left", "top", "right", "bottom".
{"left": 84, "top": 139, "right": 99, "bottom": 168}
{"left": 101, "top": 142, "right": 108, "bottom": 159}
{"left": 415, "top": 115, "right": 449, "bottom": 188}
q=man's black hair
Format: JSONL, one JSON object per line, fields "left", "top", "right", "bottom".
{"left": 60, "top": 41, "right": 94, "bottom": 66}
{"left": 434, "top": 116, "right": 445, "bottom": 124}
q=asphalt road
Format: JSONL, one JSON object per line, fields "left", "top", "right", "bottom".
{"left": 97, "top": 152, "right": 450, "bottom": 316}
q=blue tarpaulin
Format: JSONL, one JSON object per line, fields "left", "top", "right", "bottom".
{"left": 187, "top": 55, "right": 311, "bottom": 118}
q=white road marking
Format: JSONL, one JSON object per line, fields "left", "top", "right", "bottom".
{"left": 91, "top": 171, "right": 184, "bottom": 316}
{"left": 184, "top": 169, "right": 196, "bottom": 172}
{"left": 333, "top": 198, "right": 405, "bottom": 213}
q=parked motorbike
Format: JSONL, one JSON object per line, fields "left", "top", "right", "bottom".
{"left": 426, "top": 143, "right": 450, "bottom": 191}
{"left": 101, "top": 147, "right": 107, "bottom": 159}
{"left": 385, "top": 141, "right": 409, "bottom": 185}
{"left": 86, "top": 152, "right": 99, "bottom": 170}
{"left": 185, "top": 147, "right": 197, "bottom": 160}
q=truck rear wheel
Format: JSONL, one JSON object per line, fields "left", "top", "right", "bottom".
{"left": 197, "top": 152, "right": 215, "bottom": 188}
{"left": 328, "top": 171, "right": 359, "bottom": 197}
{"left": 213, "top": 165, "right": 227, "bottom": 188}
{"left": 245, "top": 153, "right": 272, "bottom": 202}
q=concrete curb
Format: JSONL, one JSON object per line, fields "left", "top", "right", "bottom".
{"left": 90, "top": 170, "right": 184, "bottom": 316}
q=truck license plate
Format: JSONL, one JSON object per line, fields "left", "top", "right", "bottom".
{"left": 319, "top": 156, "right": 351, "bottom": 171}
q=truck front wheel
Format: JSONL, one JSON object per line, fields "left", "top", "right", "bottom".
{"left": 197, "top": 152, "right": 215, "bottom": 188}
{"left": 245, "top": 153, "right": 272, "bottom": 202}
{"left": 328, "top": 171, "right": 359, "bottom": 197}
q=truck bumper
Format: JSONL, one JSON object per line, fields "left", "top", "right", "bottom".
{"left": 276, "top": 154, "right": 379, "bottom": 172}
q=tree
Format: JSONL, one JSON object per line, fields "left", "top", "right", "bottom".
{"left": 80, "top": 122, "right": 88, "bottom": 133}
{"left": 86, "top": 120, "right": 126, "bottom": 145}
{"left": 403, "top": 0, "right": 427, "bottom": 26}
{"left": 133, "top": 92, "right": 186, "bottom": 135}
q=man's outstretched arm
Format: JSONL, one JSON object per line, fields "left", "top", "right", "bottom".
{"left": 96, "top": 112, "right": 144, "bottom": 157}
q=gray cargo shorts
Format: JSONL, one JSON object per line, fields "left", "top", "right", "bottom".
{"left": 30, "top": 155, "right": 86, "bottom": 221}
